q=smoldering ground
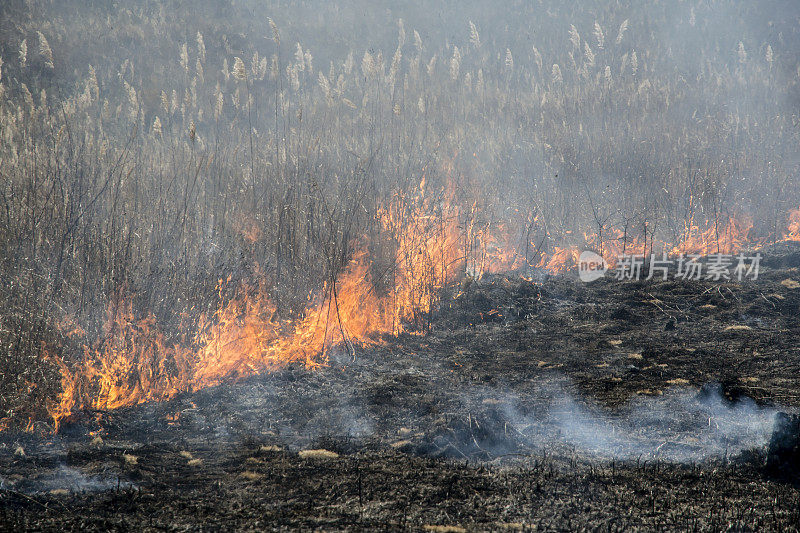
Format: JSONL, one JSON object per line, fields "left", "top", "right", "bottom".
{"left": 2, "top": 265, "right": 800, "bottom": 529}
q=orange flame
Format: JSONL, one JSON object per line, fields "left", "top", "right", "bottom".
{"left": 670, "top": 216, "right": 753, "bottom": 256}
{"left": 44, "top": 181, "right": 467, "bottom": 430}
{"left": 534, "top": 214, "right": 756, "bottom": 274}
{"left": 785, "top": 206, "right": 800, "bottom": 242}
{"left": 34, "top": 195, "right": 800, "bottom": 431}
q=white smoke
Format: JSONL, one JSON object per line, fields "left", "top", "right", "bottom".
{"left": 33, "top": 465, "right": 134, "bottom": 494}
{"left": 498, "top": 381, "right": 782, "bottom": 462}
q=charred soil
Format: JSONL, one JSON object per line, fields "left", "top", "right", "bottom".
{"left": 2, "top": 243, "right": 800, "bottom": 531}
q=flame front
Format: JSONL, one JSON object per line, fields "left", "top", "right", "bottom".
{"left": 40, "top": 197, "right": 800, "bottom": 431}
{"left": 533, "top": 214, "right": 756, "bottom": 274}
{"left": 45, "top": 182, "right": 466, "bottom": 431}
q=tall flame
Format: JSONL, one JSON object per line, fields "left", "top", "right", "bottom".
{"left": 45, "top": 180, "right": 466, "bottom": 430}
{"left": 785, "top": 206, "right": 800, "bottom": 242}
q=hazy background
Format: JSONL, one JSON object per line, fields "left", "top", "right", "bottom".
{"left": 0, "top": 0, "right": 798, "bottom": 426}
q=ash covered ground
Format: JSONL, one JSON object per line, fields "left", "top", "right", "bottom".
{"left": 2, "top": 243, "right": 800, "bottom": 531}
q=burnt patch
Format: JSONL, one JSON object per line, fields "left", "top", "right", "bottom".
{"left": 766, "top": 412, "right": 800, "bottom": 481}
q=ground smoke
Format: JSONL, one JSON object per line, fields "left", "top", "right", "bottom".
{"left": 498, "top": 382, "right": 781, "bottom": 462}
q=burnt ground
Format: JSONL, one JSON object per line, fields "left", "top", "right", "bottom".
{"left": 2, "top": 243, "right": 800, "bottom": 531}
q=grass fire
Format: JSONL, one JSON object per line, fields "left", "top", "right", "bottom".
{"left": 1, "top": 0, "right": 800, "bottom": 530}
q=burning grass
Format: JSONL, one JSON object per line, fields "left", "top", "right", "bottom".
{"left": 1, "top": 0, "right": 799, "bottom": 433}
{"left": 0, "top": 1, "right": 799, "bottom": 527}
{"left": 29, "top": 199, "right": 800, "bottom": 433}
{"left": 1, "top": 259, "right": 800, "bottom": 529}
{"left": 38, "top": 182, "right": 471, "bottom": 430}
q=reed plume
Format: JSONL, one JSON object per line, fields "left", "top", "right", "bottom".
{"left": 569, "top": 25, "right": 580, "bottom": 50}
{"left": 37, "top": 32, "right": 53, "bottom": 69}
{"left": 450, "top": 46, "right": 461, "bottom": 81}
{"left": 469, "top": 21, "right": 481, "bottom": 49}
{"left": 233, "top": 57, "right": 247, "bottom": 81}
{"left": 616, "top": 19, "right": 629, "bottom": 44}
{"left": 593, "top": 21, "right": 605, "bottom": 49}
{"left": 551, "top": 63, "right": 563, "bottom": 83}
{"left": 19, "top": 39, "right": 27, "bottom": 68}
